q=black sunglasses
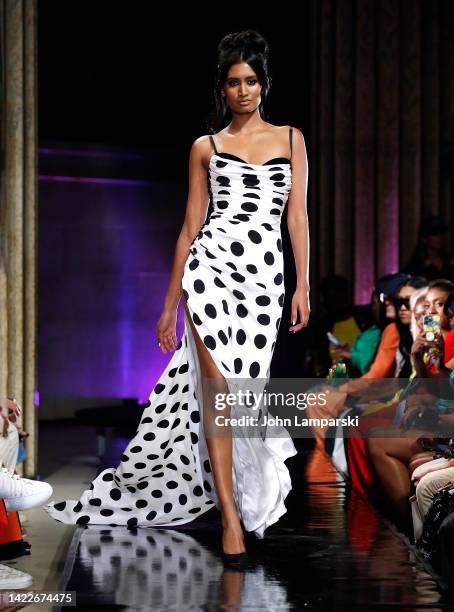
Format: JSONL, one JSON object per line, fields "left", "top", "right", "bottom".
{"left": 396, "top": 297, "right": 411, "bottom": 310}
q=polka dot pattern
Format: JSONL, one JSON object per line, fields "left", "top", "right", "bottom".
{"left": 45, "top": 149, "right": 296, "bottom": 540}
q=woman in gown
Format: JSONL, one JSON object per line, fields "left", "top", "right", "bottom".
{"left": 45, "top": 29, "right": 311, "bottom": 560}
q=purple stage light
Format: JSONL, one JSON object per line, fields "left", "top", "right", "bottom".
{"left": 38, "top": 167, "right": 186, "bottom": 404}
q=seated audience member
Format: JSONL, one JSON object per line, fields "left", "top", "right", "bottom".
{"left": 411, "top": 281, "right": 454, "bottom": 379}
{"left": 339, "top": 275, "right": 426, "bottom": 396}
{"left": 364, "top": 281, "right": 454, "bottom": 526}
{"left": 312, "top": 276, "right": 424, "bottom": 438}
{"left": 326, "top": 281, "right": 427, "bottom": 503}
{"left": 409, "top": 287, "right": 429, "bottom": 339}
{"left": 305, "top": 274, "right": 404, "bottom": 431}
{"left": 407, "top": 291, "right": 454, "bottom": 476}
{"left": 411, "top": 454, "right": 454, "bottom": 568}
{"left": 331, "top": 275, "right": 400, "bottom": 376}
{"left": 408, "top": 292, "right": 454, "bottom": 529}
{"left": 413, "top": 459, "right": 454, "bottom": 524}
{"left": 0, "top": 398, "right": 53, "bottom": 511}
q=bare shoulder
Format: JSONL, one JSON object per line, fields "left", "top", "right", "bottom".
{"left": 191, "top": 134, "right": 213, "bottom": 156}
{"left": 189, "top": 135, "right": 214, "bottom": 169}
{"left": 287, "top": 126, "right": 307, "bottom": 160}
{"left": 267, "top": 123, "right": 305, "bottom": 145}
{"left": 286, "top": 125, "right": 305, "bottom": 144}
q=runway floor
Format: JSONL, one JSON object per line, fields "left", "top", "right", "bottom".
{"left": 6, "top": 423, "right": 453, "bottom": 611}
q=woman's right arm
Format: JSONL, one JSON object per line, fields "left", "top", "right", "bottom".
{"left": 156, "top": 136, "right": 211, "bottom": 354}
{"left": 411, "top": 331, "right": 449, "bottom": 378}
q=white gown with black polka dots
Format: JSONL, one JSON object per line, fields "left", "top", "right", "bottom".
{"left": 45, "top": 142, "right": 298, "bottom": 538}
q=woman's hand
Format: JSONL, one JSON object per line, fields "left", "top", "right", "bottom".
{"left": 401, "top": 404, "right": 437, "bottom": 430}
{"left": 411, "top": 331, "right": 440, "bottom": 359}
{"left": 332, "top": 344, "right": 351, "bottom": 361}
{"left": 0, "top": 398, "right": 21, "bottom": 419}
{"left": 411, "top": 331, "right": 442, "bottom": 375}
{"left": 289, "top": 287, "right": 310, "bottom": 333}
{"left": 0, "top": 398, "right": 22, "bottom": 438}
{"left": 156, "top": 308, "right": 178, "bottom": 354}
{"left": 400, "top": 394, "right": 437, "bottom": 429}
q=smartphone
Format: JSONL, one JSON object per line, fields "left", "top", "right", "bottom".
{"left": 327, "top": 331, "right": 342, "bottom": 347}
{"left": 423, "top": 314, "right": 441, "bottom": 341}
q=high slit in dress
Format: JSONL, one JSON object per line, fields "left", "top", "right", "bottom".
{"left": 45, "top": 128, "right": 298, "bottom": 539}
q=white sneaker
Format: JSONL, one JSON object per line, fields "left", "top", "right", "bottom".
{"left": 0, "top": 563, "right": 33, "bottom": 588}
{"left": 0, "top": 467, "right": 53, "bottom": 511}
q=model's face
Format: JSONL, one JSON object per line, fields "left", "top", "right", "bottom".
{"left": 413, "top": 299, "right": 428, "bottom": 333}
{"left": 424, "top": 287, "right": 450, "bottom": 328}
{"left": 222, "top": 62, "right": 261, "bottom": 114}
{"left": 396, "top": 285, "right": 417, "bottom": 325}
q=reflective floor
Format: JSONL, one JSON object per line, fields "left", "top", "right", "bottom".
{"left": 52, "top": 434, "right": 451, "bottom": 611}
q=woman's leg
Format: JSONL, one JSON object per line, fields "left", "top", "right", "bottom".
{"left": 408, "top": 452, "right": 435, "bottom": 476}
{"left": 366, "top": 432, "right": 424, "bottom": 522}
{"left": 183, "top": 298, "right": 245, "bottom": 554}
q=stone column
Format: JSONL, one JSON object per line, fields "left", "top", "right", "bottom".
{"left": 1, "top": 0, "right": 38, "bottom": 477}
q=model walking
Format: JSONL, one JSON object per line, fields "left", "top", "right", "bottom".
{"left": 46, "top": 29, "right": 310, "bottom": 562}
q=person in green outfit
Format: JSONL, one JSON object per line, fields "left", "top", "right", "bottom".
{"left": 331, "top": 274, "right": 408, "bottom": 376}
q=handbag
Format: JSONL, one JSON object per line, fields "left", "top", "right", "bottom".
{"left": 417, "top": 488, "right": 454, "bottom": 565}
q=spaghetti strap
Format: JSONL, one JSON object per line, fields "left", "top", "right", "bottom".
{"left": 289, "top": 127, "right": 293, "bottom": 159}
{"left": 209, "top": 134, "right": 218, "bottom": 154}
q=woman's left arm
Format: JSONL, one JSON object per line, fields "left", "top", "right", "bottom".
{"left": 286, "top": 127, "right": 310, "bottom": 333}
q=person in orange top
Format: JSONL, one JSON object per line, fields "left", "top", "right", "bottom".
{"left": 361, "top": 321, "right": 399, "bottom": 379}
{"left": 339, "top": 275, "right": 426, "bottom": 394}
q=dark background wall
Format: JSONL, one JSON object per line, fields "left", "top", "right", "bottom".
{"left": 37, "top": 3, "right": 313, "bottom": 414}
{"left": 38, "top": 2, "right": 312, "bottom": 149}
{"left": 37, "top": 1, "right": 453, "bottom": 415}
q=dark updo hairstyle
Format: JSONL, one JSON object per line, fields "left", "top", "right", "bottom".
{"left": 207, "top": 29, "right": 271, "bottom": 133}
{"left": 427, "top": 278, "right": 454, "bottom": 294}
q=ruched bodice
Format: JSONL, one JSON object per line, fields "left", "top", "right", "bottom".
{"left": 208, "top": 153, "right": 292, "bottom": 225}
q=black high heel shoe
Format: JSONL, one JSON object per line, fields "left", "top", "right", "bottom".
{"left": 221, "top": 550, "right": 248, "bottom": 567}
{"left": 221, "top": 523, "right": 248, "bottom": 565}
